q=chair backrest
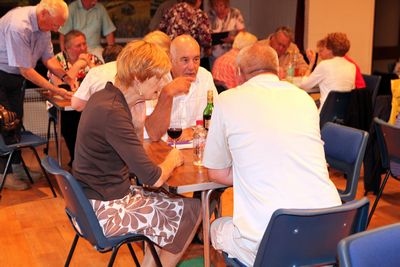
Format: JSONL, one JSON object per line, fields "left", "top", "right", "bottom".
{"left": 321, "top": 122, "right": 369, "bottom": 202}
{"left": 253, "top": 197, "right": 369, "bottom": 267}
{"left": 362, "top": 74, "right": 382, "bottom": 110}
{"left": 374, "top": 117, "right": 400, "bottom": 177}
{"left": 338, "top": 223, "right": 400, "bottom": 267}
{"left": 41, "top": 156, "right": 112, "bottom": 250}
{"left": 319, "top": 90, "right": 352, "bottom": 128}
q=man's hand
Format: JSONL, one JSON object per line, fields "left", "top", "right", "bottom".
{"left": 163, "top": 76, "right": 194, "bottom": 97}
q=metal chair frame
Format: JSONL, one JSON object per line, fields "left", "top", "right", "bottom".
{"left": 367, "top": 117, "right": 400, "bottom": 226}
{"left": 0, "top": 130, "right": 57, "bottom": 197}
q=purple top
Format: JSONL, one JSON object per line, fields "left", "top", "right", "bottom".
{"left": 0, "top": 6, "right": 54, "bottom": 74}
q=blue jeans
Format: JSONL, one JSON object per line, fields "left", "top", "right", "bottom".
{"left": 222, "top": 252, "right": 247, "bottom": 267}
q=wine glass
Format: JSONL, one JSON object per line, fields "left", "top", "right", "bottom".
{"left": 167, "top": 117, "right": 182, "bottom": 148}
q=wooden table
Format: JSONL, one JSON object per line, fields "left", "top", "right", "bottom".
{"left": 36, "top": 88, "right": 73, "bottom": 165}
{"left": 143, "top": 141, "right": 227, "bottom": 267}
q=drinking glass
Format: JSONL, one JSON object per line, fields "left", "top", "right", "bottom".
{"left": 167, "top": 115, "right": 182, "bottom": 148}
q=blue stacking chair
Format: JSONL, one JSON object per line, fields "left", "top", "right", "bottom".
{"left": 319, "top": 90, "right": 352, "bottom": 128}
{"left": 0, "top": 130, "right": 57, "bottom": 197}
{"left": 321, "top": 122, "right": 369, "bottom": 202}
{"left": 338, "top": 223, "right": 400, "bottom": 267}
{"left": 252, "top": 197, "right": 369, "bottom": 267}
{"left": 367, "top": 117, "right": 400, "bottom": 226}
{"left": 362, "top": 74, "right": 382, "bottom": 111}
{"left": 40, "top": 156, "right": 162, "bottom": 267}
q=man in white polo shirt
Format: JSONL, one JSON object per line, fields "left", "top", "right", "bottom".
{"left": 203, "top": 41, "right": 342, "bottom": 266}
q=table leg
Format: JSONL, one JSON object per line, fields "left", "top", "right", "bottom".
{"left": 56, "top": 109, "right": 62, "bottom": 165}
{"left": 201, "top": 189, "right": 214, "bottom": 267}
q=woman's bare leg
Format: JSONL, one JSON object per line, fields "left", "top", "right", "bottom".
{"left": 141, "top": 211, "right": 202, "bottom": 267}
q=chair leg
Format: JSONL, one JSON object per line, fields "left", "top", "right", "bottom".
{"left": 367, "top": 170, "right": 391, "bottom": 226}
{"left": 65, "top": 234, "right": 79, "bottom": 267}
{"left": 145, "top": 240, "right": 162, "bottom": 267}
{"left": 29, "top": 147, "right": 57, "bottom": 197}
{"left": 52, "top": 118, "right": 59, "bottom": 158}
{"left": 43, "top": 117, "right": 52, "bottom": 155}
{"left": 126, "top": 243, "right": 140, "bottom": 267}
{"left": 21, "top": 157, "right": 34, "bottom": 184}
{"left": 108, "top": 245, "right": 122, "bottom": 267}
{"left": 0, "top": 153, "right": 14, "bottom": 193}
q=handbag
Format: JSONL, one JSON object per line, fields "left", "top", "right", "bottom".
{"left": 0, "top": 105, "right": 21, "bottom": 145}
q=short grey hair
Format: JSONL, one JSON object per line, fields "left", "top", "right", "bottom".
{"left": 237, "top": 41, "right": 279, "bottom": 76}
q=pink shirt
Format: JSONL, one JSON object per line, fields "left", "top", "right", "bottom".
{"left": 212, "top": 48, "right": 240, "bottom": 89}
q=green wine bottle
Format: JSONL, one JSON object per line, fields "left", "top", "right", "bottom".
{"left": 203, "top": 90, "right": 214, "bottom": 130}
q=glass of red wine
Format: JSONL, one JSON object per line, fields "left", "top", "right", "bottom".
{"left": 167, "top": 117, "right": 182, "bottom": 148}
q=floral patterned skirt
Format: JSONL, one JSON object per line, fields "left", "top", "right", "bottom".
{"left": 90, "top": 186, "right": 201, "bottom": 253}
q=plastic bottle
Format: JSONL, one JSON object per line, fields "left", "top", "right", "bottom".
{"left": 203, "top": 90, "right": 214, "bottom": 130}
{"left": 286, "top": 52, "right": 294, "bottom": 82}
{"left": 193, "top": 120, "right": 207, "bottom": 166}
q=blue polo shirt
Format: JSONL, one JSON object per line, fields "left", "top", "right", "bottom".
{"left": 0, "top": 6, "right": 53, "bottom": 74}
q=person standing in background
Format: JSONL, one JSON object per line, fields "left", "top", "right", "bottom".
{"left": 159, "top": 0, "right": 212, "bottom": 69}
{"left": 0, "top": 0, "right": 74, "bottom": 190}
{"left": 59, "top": 0, "right": 116, "bottom": 63}
{"left": 207, "top": 0, "right": 245, "bottom": 67}
{"left": 148, "top": 0, "right": 177, "bottom": 32}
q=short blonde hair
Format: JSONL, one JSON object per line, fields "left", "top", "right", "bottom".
{"left": 232, "top": 31, "right": 258, "bottom": 50}
{"left": 116, "top": 40, "right": 171, "bottom": 86}
{"left": 143, "top": 30, "right": 171, "bottom": 54}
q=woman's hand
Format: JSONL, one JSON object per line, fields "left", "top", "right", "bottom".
{"left": 167, "top": 148, "right": 184, "bottom": 168}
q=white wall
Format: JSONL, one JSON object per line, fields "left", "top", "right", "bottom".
{"left": 305, "top": 0, "right": 375, "bottom": 74}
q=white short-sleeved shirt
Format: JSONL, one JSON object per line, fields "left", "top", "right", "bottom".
{"left": 300, "top": 56, "right": 356, "bottom": 109}
{"left": 74, "top": 61, "right": 116, "bottom": 101}
{"left": 169, "top": 67, "right": 218, "bottom": 128}
{"left": 203, "top": 74, "right": 342, "bottom": 265}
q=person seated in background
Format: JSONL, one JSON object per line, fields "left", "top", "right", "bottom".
{"left": 265, "top": 26, "right": 308, "bottom": 79}
{"left": 309, "top": 39, "right": 365, "bottom": 89}
{"left": 101, "top": 44, "right": 124, "bottom": 64}
{"left": 48, "top": 30, "right": 103, "bottom": 167}
{"left": 159, "top": 0, "right": 212, "bottom": 69}
{"left": 300, "top": 32, "right": 356, "bottom": 110}
{"left": 73, "top": 40, "right": 201, "bottom": 267}
{"left": 146, "top": 34, "right": 218, "bottom": 140}
{"left": 203, "top": 41, "right": 342, "bottom": 266}
{"left": 59, "top": 0, "right": 116, "bottom": 63}
{"left": 212, "top": 31, "right": 257, "bottom": 89}
{"left": 344, "top": 54, "right": 366, "bottom": 89}
{"left": 207, "top": 0, "right": 245, "bottom": 67}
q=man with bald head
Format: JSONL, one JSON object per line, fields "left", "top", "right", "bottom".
{"left": 164, "top": 34, "right": 218, "bottom": 140}
{"left": 203, "top": 41, "right": 341, "bottom": 266}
